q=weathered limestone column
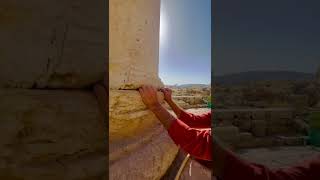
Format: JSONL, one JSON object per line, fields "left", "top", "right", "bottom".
{"left": 109, "top": 0, "right": 164, "bottom": 89}
{"left": 109, "top": 0, "right": 178, "bottom": 179}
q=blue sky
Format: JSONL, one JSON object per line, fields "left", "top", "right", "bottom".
{"left": 159, "top": 0, "right": 211, "bottom": 85}
{"left": 213, "top": 0, "right": 320, "bottom": 76}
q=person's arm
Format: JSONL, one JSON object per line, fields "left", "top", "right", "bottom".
{"left": 161, "top": 88, "right": 211, "bottom": 128}
{"left": 165, "top": 96, "right": 183, "bottom": 117}
{"left": 139, "top": 86, "right": 176, "bottom": 129}
{"left": 160, "top": 88, "right": 183, "bottom": 117}
{"left": 139, "top": 85, "right": 212, "bottom": 161}
{"left": 149, "top": 103, "right": 212, "bottom": 161}
{"left": 167, "top": 117, "right": 212, "bottom": 161}
{"left": 212, "top": 136, "right": 320, "bottom": 180}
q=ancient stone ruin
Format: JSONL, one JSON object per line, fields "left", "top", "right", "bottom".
{"left": 213, "top": 108, "right": 309, "bottom": 149}
{"left": 0, "top": 1, "right": 107, "bottom": 179}
{"left": 0, "top": 1, "right": 210, "bottom": 179}
{"left": 109, "top": 0, "right": 179, "bottom": 179}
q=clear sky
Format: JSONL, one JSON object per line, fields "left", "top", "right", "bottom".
{"left": 213, "top": 0, "right": 320, "bottom": 76}
{"left": 159, "top": 0, "right": 211, "bottom": 85}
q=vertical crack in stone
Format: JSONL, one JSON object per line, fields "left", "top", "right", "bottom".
{"left": 46, "top": 23, "right": 70, "bottom": 86}
{"left": 58, "top": 23, "right": 69, "bottom": 65}
{"left": 46, "top": 58, "right": 52, "bottom": 74}
{"left": 31, "top": 22, "right": 64, "bottom": 89}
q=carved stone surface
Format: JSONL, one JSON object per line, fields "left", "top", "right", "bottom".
{"left": 251, "top": 120, "right": 267, "bottom": 137}
{"left": 110, "top": 130, "right": 178, "bottom": 180}
{"left": 107, "top": 0, "right": 183, "bottom": 178}
{"left": 109, "top": 90, "right": 179, "bottom": 179}
{"left": 108, "top": 0, "right": 178, "bottom": 179}
{"left": 0, "top": 89, "right": 107, "bottom": 179}
{"left": 0, "top": 0, "right": 106, "bottom": 88}
{"left": 109, "top": 90, "right": 165, "bottom": 141}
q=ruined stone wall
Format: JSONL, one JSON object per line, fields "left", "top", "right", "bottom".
{"left": 109, "top": 0, "right": 178, "bottom": 179}
{"left": 0, "top": 1, "right": 107, "bottom": 179}
{"left": 172, "top": 96, "right": 206, "bottom": 109}
{"left": 213, "top": 108, "right": 308, "bottom": 149}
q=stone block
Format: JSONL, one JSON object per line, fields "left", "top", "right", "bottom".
{"left": 109, "top": 131, "right": 178, "bottom": 180}
{"left": 251, "top": 120, "right": 267, "bottom": 137}
{"left": 214, "top": 111, "right": 235, "bottom": 121}
{"left": 237, "top": 132, "right": 257, "bottom": 148}
{"left": 251, "top": 111, "right": 266, "bottom": 120}
{"left": 109, "top": 90, "right": 165, "bottom": 141}
{"left": 238, "top": 119, "right": 252, "bottom": 131}
{"left": 292, "top": 118, "right": 309, "bottom": 134}
{"left": 269, "top": 110, "right": 293, "bottom": 122}
{"left": 0, "top": 89, "right": 107, "bottom": 179}
{"left": 252, "top": 137, "right": 276, "bottom": 147}
{"left": 239, "top": 132, "right": 254, "bottom": 142}
{"left": 214, "top": 126, "right": 240, "bottom": 145}
{"left": 276, "top": 136, "right": 307, "bottom": 146}
{"left": 267, "top": 125, "right": 291, "bottom": 135}
{"left": 268, "top": 118, "right": 289, "bottom": 126}
{"left": 0, "top": 1, "right": 106, "bottom": 88}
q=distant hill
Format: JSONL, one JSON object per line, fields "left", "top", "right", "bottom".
{"left": 166, "top": 84, "right": 210, "bottom": 88}
{"left": 213, "top": 71, "right": 314, "bottom": 85}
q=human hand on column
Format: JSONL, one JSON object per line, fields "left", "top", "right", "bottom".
{"left": 160, "top": 87, "right": 183, "bottom": 118}
{"left": 139, "top": 85, "right": 175, "bottom": 129}
{"left": 139, "top": 85, "right": 162, "bottom": 111}
{"left": 160, "top": 87, "right": 173, "bottom": 102}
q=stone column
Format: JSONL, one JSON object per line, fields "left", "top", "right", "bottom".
{"left": 109, "top": 0, "right": 178, "bottom": 179}
{"left": 109, "top": 0, "right": 164, "bottom": 90}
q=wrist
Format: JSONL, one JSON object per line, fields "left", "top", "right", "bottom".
{"left": 149, "top": 103, "right": 162, "bottom": 112}
{"left": 166, "top": 98, "right": 174, "bottom": 103}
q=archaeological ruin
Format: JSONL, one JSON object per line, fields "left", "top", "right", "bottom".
{"left": 0, "top": 1, "right": 107, "bottom": 179}
{"left": 109, "top": 1, "right": 212, "bottom": 179}
{"left": 0, "top": 0, "right": 211, "bottom": 179}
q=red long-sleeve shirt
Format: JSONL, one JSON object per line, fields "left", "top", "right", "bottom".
{"left": 168, "top": 110, "right": 212, "bottom": 161}
{"left": 167, "top": 111, "right": 320, "bottom": 180}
